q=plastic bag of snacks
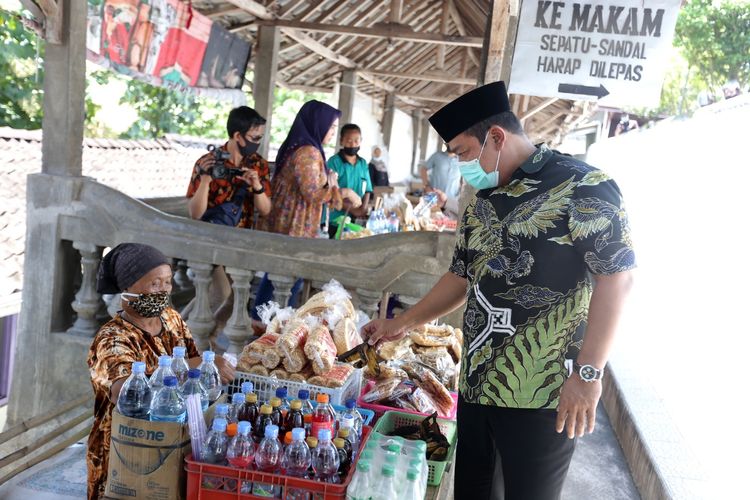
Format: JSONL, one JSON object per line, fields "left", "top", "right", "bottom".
{"left": 238, "top": 333, "right": 280, "bottom": 371}
{"left": 304, "top": 324, "right": 338, "bottom": 375}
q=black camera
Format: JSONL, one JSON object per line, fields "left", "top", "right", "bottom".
{"left": 207, "top": 145, "right": 243, "bottom": 180}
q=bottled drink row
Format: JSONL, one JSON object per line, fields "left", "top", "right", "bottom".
{"left": 200, "top": 383, "right": 366, "bottom": 497}
{"left": 116, "top": 349, "right": 222, "bottom": 422}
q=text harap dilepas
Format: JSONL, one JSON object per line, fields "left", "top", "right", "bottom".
{"left": 509, "top": 0, "right": 681, "bottom": 106}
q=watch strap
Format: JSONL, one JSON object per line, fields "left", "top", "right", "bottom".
{"left": 573, "top": 362, "right": 604, "bottom": 381}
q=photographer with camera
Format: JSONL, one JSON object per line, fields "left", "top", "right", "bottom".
{"left": 187, "top": 106, "right": 271, "bottom": 228}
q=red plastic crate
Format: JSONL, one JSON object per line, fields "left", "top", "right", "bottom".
{"left": 185, "top": 427, "right": 371, "bottom": 500}
{"left": 357, "top": 381, "right": 458, "bottom": 422}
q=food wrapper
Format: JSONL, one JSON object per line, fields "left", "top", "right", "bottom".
{"left": 424, "top": 324, "right": 454, "bottom": 337}
{"left": 375, "top": 336, "right": 413, "bottom": 360}
{"left": 247, "top": 364, "right": 269, "bottom": 376}
{"left": 277, "top": 319, "right": 310, "bottom": 356}
{"left": 295, "top": 280, "right": 355, "bottom": 319}
{"left": 239, "top": 333, "right": 280, "bottom": 369}
{"left": 308, "top": 363, "right": 355, "bottom": 388}
{"left": 282, "top": 346, "right": 307, "bottom": 373}
{"left": 415, "top": 369, "right": 454, "bottom": 417}
{"left": 414, "top": 346, "right": 456, "bottom": 388}
{"left": 361, "top": 378, "right": 412, "bottom": 404}
{"left": 331, "top": 317, "right": 364, "bottom": 355}
{"left": 409, "top": 328, "right": 454, "bottom": 347}
{"left": 408, "top": 387, "right": 438, "bottom": 414}
{"left": 304, "top": 325, "right": 337, "bottom": 375}
{"left": 288, "top": 364, "right": 314, "bottom": 383}
{"left": 366, "top": 360, "right": 408, "bottom": 380}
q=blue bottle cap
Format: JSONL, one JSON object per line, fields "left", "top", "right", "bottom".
{"left": 173, "top": 346, "right": 186, "bottom": 357}
{"left": 232, "top": 393, "right": 245, "bottom": 405}
{"left": 187, "top": 368, "right": 201, "bottom": 379}
{"left": 276, "top": 387, "right": 288, "bottom": 398}
{"left": 241, "top": 381, "right": 254, "bottom": 394}
{"left": 212, "top": 418, "right": 227, "bottom": 432}
{"left": 265, "top": 424, "right": 279, "bottom": 439}
{"left": 158, "top": 355, "right": 172, "bottom": 367}
{"left": 237, "top": 421, "right": 252, "bottom": 435}
{"left": 317, "top": 429, "right": 332, "bottom": 441}
{"left": 215, "top": 403, "right": 229, "bottom": 416}
{"left": 298, "top": 389, "right": 309, "bottom": 400}
{"left": 163, "top": 376, "right": 178, "bottom": 387}
{"left": 132, "top": 361, "right": 146, "bottom": 373}
{"left": 292, "top": 428, "right": 306, "bottom": 441}
{"left": 345, "top": 398, "right": 356, "bottom": 409}
{"left": 202, "top": 351, "right": 215, "bottom": 362}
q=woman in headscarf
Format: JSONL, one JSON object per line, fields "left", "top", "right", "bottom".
{"left": 263, "top": 100, "right": 361, "bottom": 238}
{"left": 368, "top": 145, "right": 390, "bottom": 187}
{"left": 86, "top": 243, "right": 234, "bottom": 500}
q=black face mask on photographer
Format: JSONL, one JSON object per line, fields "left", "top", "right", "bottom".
{"left": 239, "top": 138, "right": 259, "bottom": 157}
{"left": 342, "top": 146, "right": 360, "bottom": 156}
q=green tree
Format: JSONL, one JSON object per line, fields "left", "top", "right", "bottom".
{"left": 269, "top": 86, "right": 327, "bottom": 149}
{"left": 0, "top": 8, "right": 43, "bottom": 128}
{"left": 675, "top": 0, "right": 750, "bottom": 88}
{"left": 119, "top": 80, "right": 231, "bottom": 139}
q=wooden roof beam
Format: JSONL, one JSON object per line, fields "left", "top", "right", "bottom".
{"left": 259, "top": 19, "right": 483, "bottom": 47}
{"left": 436, "top": 0, "right": 450, "bottom": 69}
{"left": 396, "top": 93, "right": 458, "bottom": 103}
{"left": 204, "top": 5, "right": 245, "bottom": 18}
{"left": 391, "top": 0, "right": 403, "bottom": 24}
{"left": 447, "top": 0, "right": 479, "bottom": 66}
{"left": 366, "top": 69, "right": 474, "bottom": 85}
{"left": 520, "top": 98, "right": 559, "bottom": 123}
{"left": 225, "top": 0, "right": 273, "bottom": 20}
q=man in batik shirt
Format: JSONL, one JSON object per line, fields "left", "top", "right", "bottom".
{"left": 364, "top": 82, "right": 635, "bottom": 499}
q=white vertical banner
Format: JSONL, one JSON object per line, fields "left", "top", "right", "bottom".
{"left": 509, "top": 0, "right": 682, "bottom": 107}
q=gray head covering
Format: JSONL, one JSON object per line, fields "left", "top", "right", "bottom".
{"left": 96, "top": 243, "right": 170, "bottom": 294}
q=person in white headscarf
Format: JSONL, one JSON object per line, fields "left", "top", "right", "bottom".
{"left": 368, "top": 145, "right": 390, "bottom": 186}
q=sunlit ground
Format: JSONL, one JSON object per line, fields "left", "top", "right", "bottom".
{"left": 587, "top": 95, "right": 749, "bottom": 498}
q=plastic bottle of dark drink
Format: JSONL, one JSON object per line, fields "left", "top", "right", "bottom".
{"left": 284, "top": 399, "right": 305, "bottom": 435}
{"left": 253, "top": 404, "right": 274, "bottom": 444}
{"left": 269, "top": 397, "right": 283, "bottom": 428}
{"left": 238, "top": 392, "right": 259, "bottom": 424}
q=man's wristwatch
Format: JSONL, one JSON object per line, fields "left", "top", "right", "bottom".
{"left": 252, "top": 185, "right": 265, "bottom": 194}
{"left": 573, "top": 362, "right": 604, "bottom": 382}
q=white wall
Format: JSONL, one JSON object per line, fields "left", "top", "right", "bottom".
{"left": 351, "top": 92, "right": 383, "bottom": 163}
{"left": 388, "top": 109, "right": 415, "bottom": 184}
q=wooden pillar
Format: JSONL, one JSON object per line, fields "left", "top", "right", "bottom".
{"left": 338, "top": 69, "right": 358, "bottom": 126}
{"left": 253, "top": 25, "right": 280, "bottom": 159}
{"left": 42, "top": 0, "right": 86, "bottom": 177}
{"left": 478, "top": 0, "right": 519, "bottom": 85}
{"left": 419, "top": 117, "right": 431, "bottom": 163}
{"left": 382, "top": 93, "right": 396, "bottom": 150}
{"left": 410, "top": 109, "right": 423, "bottom": 176}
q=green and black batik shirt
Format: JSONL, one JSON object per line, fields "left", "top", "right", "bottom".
{"left": 450, "top": 145, "right": 636, "bottom": 409}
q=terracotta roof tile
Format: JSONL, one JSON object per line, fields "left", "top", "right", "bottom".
{"left": 0, "top": 127, "right": 206, "bottom": 297}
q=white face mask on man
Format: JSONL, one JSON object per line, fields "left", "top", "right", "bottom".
{"left": 456, "top": 131, "right": 501, "bottom": 190}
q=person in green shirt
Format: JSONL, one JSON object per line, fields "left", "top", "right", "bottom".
{"left": 325, "top": 123, "right": 373, "bottom": 238}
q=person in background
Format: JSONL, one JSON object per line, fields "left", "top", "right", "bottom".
{"left": 87, "top": 243, "right": 235, "bottom": 500}
{"left": 421, "top": 144, "right": 461, "bottom": 199}
{"left": 185, "top": 106, "right": 271, "bottom": 338}
{"left": 364, "top": 81, "right": 635, "bottom": 500}
{"left": 326, "top": 123, "right": 373, "bottom": 238}
{"left": 369, "top": 145, "right": 390, "bottom": 187}
{"left": 614, "top": 113, "right": 639, "bottom": 136}
{"left": 722, "top": 79, "right": 742, "bottom": 100}
{"left": 253, "top": 101, "right": 361, "bottom": 315}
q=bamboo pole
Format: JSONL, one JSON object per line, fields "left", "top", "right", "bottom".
{"left": 0, "top": 426, "right": 91, "bottom": 485}
{"left": 0, "top": 393, "right": 91, "bottom": 446}
{"left": 0, "top": 411, "right": 93, "bottom": 468}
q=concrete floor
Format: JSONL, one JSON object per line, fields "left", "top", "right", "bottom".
{"left": 563, "top": 405, "right": 640, "bottom": 499}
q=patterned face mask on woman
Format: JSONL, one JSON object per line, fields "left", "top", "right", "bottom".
{"left": 121, "top": 291, "right": 170, "bottom": 317}
{"left": 457, "top": 131, "right": 502, "bottom": 190}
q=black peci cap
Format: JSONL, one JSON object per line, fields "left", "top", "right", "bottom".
{"left": 428, "top": 81, "right": 512, "bottom": 142}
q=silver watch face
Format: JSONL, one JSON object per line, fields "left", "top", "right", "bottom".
{"left": 579, "top": 364, "right": 598, "bottom": 381}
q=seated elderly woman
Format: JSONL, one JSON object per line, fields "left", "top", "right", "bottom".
{"left": 86, "top": 243, "right": 235, "bottom": 500}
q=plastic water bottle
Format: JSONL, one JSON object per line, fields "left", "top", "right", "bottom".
{"left": 227, "top": 421, "right": 255, "bottom": 469}
{"left": 214, "top": 403, "right": 230, "bottom": 426}
{"left": 366, "top": 210, "right": 378, "bottom": 232}
{"left": 116, "top": 361, "right": 152, "bottom": 419}
{"left": 181, "top": 368, "right": 209, "bottom": 411}
{"left": 275, "top": 387, "right": 290, "bottom": 415}
{"left": 148, "top": 355, "right": 175, "bottom": 393}
{"left": 227, "top": 392, "right": 245, "bottom": 424}
{"left": 199, "top": 351, "right": 222, "bottom": 402}
{"left": 253, "top": 425, "right": 282, "bottom": 497}
{"left": 149, "top": 376, "right": 186, "bottom": 422}
{"left": 388, "top": 212, "right": 400, "bottom": 233}
{"left": 202, "top": 417, "right": 229, "bottom": 464}
{"left": 312, "top": 428, "right": 340, "bottom": 483}
{"left": 337, "top": 421, "right": 358, "bottom": 461}
{"left": 400, "top": 467, "right": 424, "bottom": 500}
{"left": 283, "top": 428, "right": 311, "bottom": 499}
{"left": 346, "top": 460, "right": 372, "bottom": 500}
{"left": 339, "top": 399, "right": 364, "bottom": 439}
{"left": 311, "top": 394, "right": 335, "bottom": 441}
{"left": 371, "top": 465, "right": 398, "bottom": 500}
{"left": 171, "top": 346, "right": 190, "bottom": 385}
{"left": 297, "top": 390, "right": 314, "bottom": 435}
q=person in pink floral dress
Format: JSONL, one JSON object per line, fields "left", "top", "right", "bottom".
{"left": 262, "top": 100, "right": 361, "bottom": 237}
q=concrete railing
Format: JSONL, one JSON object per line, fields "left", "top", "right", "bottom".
{"left": 58, "top": 176, "right": 453, "bottom": 349}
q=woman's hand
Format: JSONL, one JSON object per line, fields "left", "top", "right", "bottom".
{"left": 341, "top": 188, "right": 362, "bottom": 208}
{"left": 327, "top": 171, "right": 339, "bottom": 189}
{"left": 214, "top": 356, "right": 236, "bottom": 385}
